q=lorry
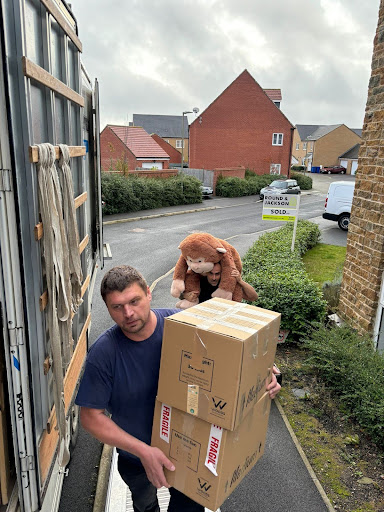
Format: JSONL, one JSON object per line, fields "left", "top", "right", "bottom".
{"left": 0, "top": 1, "right": 104, "bottom": 510}
{"left": 323, "top": 181, "right": 355, "bottom": 231}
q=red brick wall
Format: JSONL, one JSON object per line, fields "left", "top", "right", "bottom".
{"left": 212, "top": 167, "right": 245, "bottom": 190}
{"left": 151, "top": 134, "right": 182, "bottom": 164}
{"left": 100, "top": 126, "right": 137, "bottom": 171}
{"left": 189, "top": 70, "right": 293, "bottom": 174}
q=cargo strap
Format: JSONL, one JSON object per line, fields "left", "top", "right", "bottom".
{"left": 37, "top": 143, "right": 76, "bottom": 467}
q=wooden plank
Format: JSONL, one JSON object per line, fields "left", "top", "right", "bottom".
{"left": 38, "top": 313, "right": 91, "bottom": 483}
{"left": 40, "top": 0, "right": 82, "bottom": 52}
{"left": 79, "top": 234, "right": 89, "bottom": 255}
{"left": 29, "top": 145, "right": 86, "bottom": 163}
{"left": 22, "top": 57, "right": 84, "bottom": 107}
{"left": 81, "top": 274, "right": 90, "bottom": 298}
{"left": 39, "top": 290, "right": 48, "bottom": 312}
{"left": 34, "top": 222, "right": 43, "bottom": 241}
{"left": 74, "top": 191, "right": 87, "bottom": 209}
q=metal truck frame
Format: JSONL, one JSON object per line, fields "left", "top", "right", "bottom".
{"left": 0, "top": 0, "right": 103, "bottom": 510}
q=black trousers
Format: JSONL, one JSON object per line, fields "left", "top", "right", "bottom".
{"left": 118, "top": 457, "right": 205, "bottom": 512}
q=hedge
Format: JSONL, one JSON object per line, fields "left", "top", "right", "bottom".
{"left": 215, "top": 172, "right": 312, "bottom": 197}
{"left": 242, "top": 220, "right": 327, "bottom": 336}
{"left": 101, "top": 172, "right": 202, "bottom": 214}
{"left": 303, "top": 324, "right": 384, "bottom": 448}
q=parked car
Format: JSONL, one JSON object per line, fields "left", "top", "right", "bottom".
{"left": 323, "top": 181, "right": 355, "bottom": 230}
{"left": 201, "top": 185, "right": 214, "bottom": 197}
{"left": 320, "top": 165, "right": 346, "bottom": 174}
{"left": 259, "top": 179, "right": 300, "bottom": 200}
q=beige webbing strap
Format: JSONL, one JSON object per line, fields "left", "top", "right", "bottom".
{"left": 58, "top": 144, "right": 83, "bottom": 312}
{"left": 37, "top": 143, "right": 70, "bottom": 467}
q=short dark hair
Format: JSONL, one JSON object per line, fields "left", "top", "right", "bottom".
{"left": 100, "top": 265, "right": 147, "bottom": 301}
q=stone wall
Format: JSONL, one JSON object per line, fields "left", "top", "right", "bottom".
{"left": 338, "top": 0, "right": 384, "bottom": 336}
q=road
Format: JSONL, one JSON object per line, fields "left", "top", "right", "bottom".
{"left": 59, "top": 173, "right": 352, "bottom": 512}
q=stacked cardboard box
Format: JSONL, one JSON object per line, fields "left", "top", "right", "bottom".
{"left": 151, "top": 298, "right": 280, "bottom": 511}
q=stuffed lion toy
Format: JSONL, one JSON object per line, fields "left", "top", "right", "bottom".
{"left": 170, "top": 232, "right": 243, "bottom": 308}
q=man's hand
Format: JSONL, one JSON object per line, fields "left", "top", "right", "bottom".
{"left": 267, "top": 371, "right": 281, "bottom": 399}
{"left": 140, "top": 446, "right": 175, "bottom": 489}
{"left": 230, "top": 268, "right": 241, "bottom": 282}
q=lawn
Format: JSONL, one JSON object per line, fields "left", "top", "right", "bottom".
{"left": 302, "top": 243, "right": 346, "bottom": 286}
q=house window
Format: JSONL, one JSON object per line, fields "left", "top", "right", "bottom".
{"left": 303, "top": 142, "right": 307, "bottom": 150}
{"left": 176, "top": 140, "right": 185, "bottom": 149}
{"left": 270, "top": 163, "right": 281, "bottom": 175}
{"left": 272, "top": 133, "right": 283, "bottom": 146}
{"left": 295, "top": 143, "right": 299, "bottom": 150}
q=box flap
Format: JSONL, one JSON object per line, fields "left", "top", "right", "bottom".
{"left": 168, "top": 298, "right": 281, "bottom": 341}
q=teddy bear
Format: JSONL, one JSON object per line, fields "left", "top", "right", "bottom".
{"left": 170, "top": 232, "right": 243, "bottom": 308}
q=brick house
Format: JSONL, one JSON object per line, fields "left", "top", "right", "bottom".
{"left": 132, "top": 114, "right": 189, "bottom": 162}
{"left": 292, "top": 124, "right": 362, "bottom": 172}
{"left": 100, "top": 125, "right": 170, "bottom": 171}
{"left": 338, "top": 0, "right": 384, "bottom": 351}
{"left": 188, "top": 70, "right": 294, "bottom": 174}
{"left": 151, "top": 133, "right": 182, "bottom": 165}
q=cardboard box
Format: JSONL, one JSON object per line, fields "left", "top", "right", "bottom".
{"left": 151, "top": 393, "right": 271, "bottom": 511}
{"left": 157, "top": 298, "right": 280, "bottom": 430}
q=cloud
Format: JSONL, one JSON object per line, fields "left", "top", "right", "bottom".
{"left": 72, "top": 0, "right": 380, "bottom": 128}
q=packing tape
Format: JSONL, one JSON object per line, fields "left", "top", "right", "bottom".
{"left": 187, "top": 385, "right": 199, "bottom": 416}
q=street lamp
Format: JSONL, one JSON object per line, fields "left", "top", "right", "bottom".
{"left": 181, "top": 107, "right": 199, "bottom": 169}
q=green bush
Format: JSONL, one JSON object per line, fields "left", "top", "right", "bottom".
{"left": 242, "top": 220, "right": 327, "bottom": 337}
{"left": 101, "top": 172, "right": 202, "bottom": 214}
{"left": 291, "top": 165, "right": 306, "bottom": 171}
{"left": 216, "top": 173, "right": 289, "bottom": 197}
{"left": 215, "top": 176, "right": 249, "bottom": 197}
{"left": 303, "top": 324, "right": 384, "bottom": 448}
{"left": 291, "top": 172, "right": 313, "bottom": 190}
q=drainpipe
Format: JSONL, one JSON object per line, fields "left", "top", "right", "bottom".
{"left": 288, "top": 127, "right": 295, "bottom": 177}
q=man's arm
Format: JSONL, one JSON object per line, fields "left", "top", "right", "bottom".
{"left": 80, "top": 407, "right": 175, "bottom": 488}
{"left": 231, "top": 269, "right": 258, "bottom": 302}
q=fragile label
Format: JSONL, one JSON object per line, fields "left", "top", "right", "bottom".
{"left": 205, "top": 424, "right": 222, "bottom": 476}
{"left": 160, "top": 403, "right": 172, "bottom": 443}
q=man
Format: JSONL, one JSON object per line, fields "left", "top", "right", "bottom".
{"left": 178, "top": 263, "right": 258, "bottom": 307}
{"left": 76, "top": 265, "right": 281, "bottom": 512}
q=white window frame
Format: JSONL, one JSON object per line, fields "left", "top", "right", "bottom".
{"left": 176, "top": 139, "right": 184, "bottom": 148}
{"left": 303, "top": 142, "right": 307, "bottom": 150}
{"left": 295, "top": 143, "right": 299, "bottom": 150}
{"left": 270, "top": 163, "right": 281, "bottom": 175}
{"left": 272, "top": 133, "right": 284, "bottom": 146}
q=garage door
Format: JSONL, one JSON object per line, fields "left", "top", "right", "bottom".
{"left": 351, "top": 161, "right": 358, "bottom": 175}
{"left": 340, "top": 159, "right": 348, "bottom": 170}
{"left": 142, "top": 162, "right": 163, "bottom": 169}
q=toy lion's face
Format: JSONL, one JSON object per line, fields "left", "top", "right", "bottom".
{"left": 185, "top": 256, "right": 214, "bottom": 274}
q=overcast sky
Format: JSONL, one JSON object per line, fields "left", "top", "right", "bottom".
{"left": 72, "top": 0, "right": 380, "bottom": 130}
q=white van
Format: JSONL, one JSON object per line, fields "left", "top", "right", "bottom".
{"left": 323, "top": 181, "right": 355, "bottom": 230}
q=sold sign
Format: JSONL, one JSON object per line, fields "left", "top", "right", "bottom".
{"left": 262, "top": 194, "right": 300, "bottom": 222}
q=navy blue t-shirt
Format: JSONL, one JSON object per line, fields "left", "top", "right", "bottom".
{"left": 75, "top": 308, "right": 178, "bottom": 464}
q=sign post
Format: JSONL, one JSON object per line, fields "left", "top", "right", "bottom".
{"left": 262, "top": 193, "right": 301, "bottom": 251}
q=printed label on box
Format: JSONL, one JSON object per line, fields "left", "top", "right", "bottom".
{"left": 179, "top": 351, "right": 214, "bottom": 391}
{"left": 160, "top": 404, "right": 172, "bottom": 443}
{"left": 187, "top": 385, "right": 199, "bottom": 415}
{"left": 170, "top": 430, "right": 201, "bottom": 472}
{"left": 205, "top": 424, "right": 223, "bottom": 476}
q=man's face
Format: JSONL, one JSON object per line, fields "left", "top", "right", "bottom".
{"left": 205, "top": 263, "right": 221, "bottom": 286}
{"left": 105, "top": 282, "right": 152, "bottom": 337}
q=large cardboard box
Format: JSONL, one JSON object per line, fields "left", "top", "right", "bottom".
{"left": 157, "top": 298, "right": 280, "bottom": 430}
{"left": 151, "top": 393, "right": 271, "bottom": 511}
